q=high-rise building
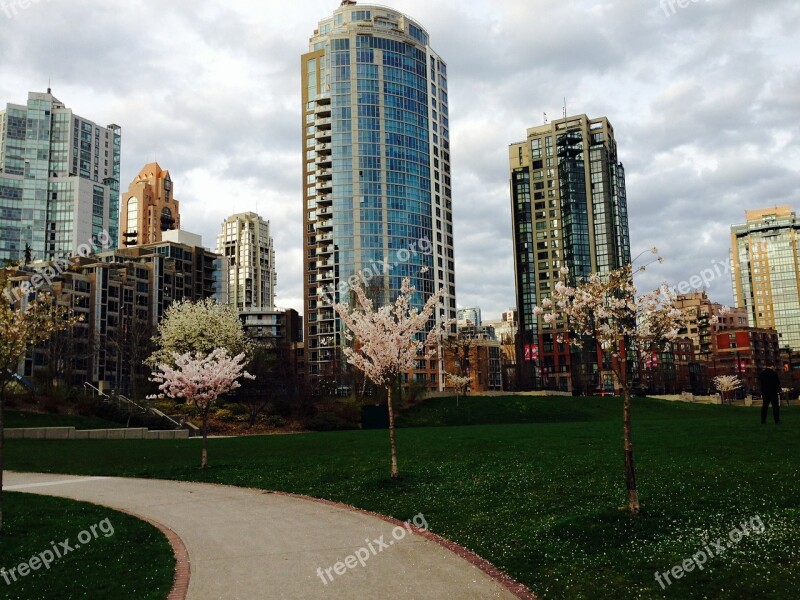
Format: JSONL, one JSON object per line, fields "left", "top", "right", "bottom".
{"left": 301, "top": 2, "right": 456, "bottom": 387}
{"left": 5, "top": 234, "right": 223, "bottom": 393}
{"left": 731, "top": 206, "right": 800, "bottom": 350}
{"left": 457, "top": 307, "right": 482, "bottom": 327}
{"left": 216, "top": 212, "right": 276, "bottom": 311}
{"left": 0, "top": 90, "right": 121, "bottom": 263}
{"left": 509, "top": 114, "right": 631, "bottom": 392}
{"left": 120, "top": 163, "right": 180, "bottom": 247}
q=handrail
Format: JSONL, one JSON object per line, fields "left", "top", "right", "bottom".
{"left": 83, "top": 382, "right": 109, "bottom": 399}
{"left": 83, "top": 382, "right": 185, "bottom": 431}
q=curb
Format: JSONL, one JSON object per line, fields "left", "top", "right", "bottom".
{"left": 118, "top": 509, "right": 190, "bottom": 600}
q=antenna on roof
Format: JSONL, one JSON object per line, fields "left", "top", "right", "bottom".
{"left": 47, "top": 78, "right": 51, "bottom": 94}
{"left": 543, "top": 112, "right": 548, "bottom": 124}
{"left": 563, "top": 97, "right": 567, "bottom": 121}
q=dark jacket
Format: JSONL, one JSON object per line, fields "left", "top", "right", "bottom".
{"left": 759, "top": 367, "right": 782, "bottom": 398}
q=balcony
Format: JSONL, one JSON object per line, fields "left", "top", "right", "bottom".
{"left": 316, "top": 155, "right": 332, "bottom": 168}
{"left": 316, "top": 218, "right": 333, "bottom": 231}
{"left": 316, "top": 180, "right": 332, "bottom": 194}
{"left": 315, "top": 129, "right": 332, "bottom": 142}
{"left": 316, "top": 193, "right": 333, "bottom": 206}
{"left": 315, "top": 103, "right": 332, "bottom": 117}
{"left": 315, "top": 95, "right": 331, "bottom": 105}
{"left": 319, "top": 271, "right": 335, "bottom": 283}
{"left": 315, "top": 117, "right": 332, "bottom": 130}
{"left": 315, "top": 143, "right": 331, "bottom": 154}
{"left": 317, "top": 244, "right": 334, "bottom": 256}
{"left": 316, "top": 168, "right": 332, "bottom": 180}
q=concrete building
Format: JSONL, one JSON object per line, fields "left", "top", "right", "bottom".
{"left": 301, "top": 1, "right": 456, "bottom": 389}
{"left": 443, "top": 340, "right": 503, "bottom": 393}
{"left": 509, "top": 114, "right": 630, "bottom": 392}
{"left": 731, "top": 206, "right": 800, "bottom": 350}
{"left": 216, "top": 212, "right": 276, "bottom": 311}
{"left": 0, "top": 90, "right": 121, "bottom": 263}
{"left": 483, "top": 309, "right": 518, "bottom": 390}
{"left": 674, "top": 291, "right": 749, "bottom": 361}
{"left": 6, "top": 234, "right": 223, "bottom": 394}
{"left": 120, "top": 163, "right": 180, "bottom": 247}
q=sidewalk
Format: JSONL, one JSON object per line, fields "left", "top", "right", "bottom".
{"left": 5, "top": 472, "right": 522, "bottom": 599}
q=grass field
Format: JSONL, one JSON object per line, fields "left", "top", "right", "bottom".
{"left": 0, "top": 493, "right": 174, "bottom": 599}
{"left": 5, "top": 410, "right": 124, "bottom": 430}
{"left": 5, "top": 396, "right": 799, "bottom": 599}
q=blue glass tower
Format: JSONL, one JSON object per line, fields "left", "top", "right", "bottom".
{"left": 302, "top": 2, "right": 456, "bottom": 388}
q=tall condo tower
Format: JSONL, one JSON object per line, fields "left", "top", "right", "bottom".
{"left": 216, "top": 212, "right": 277, "bottom": 311}
{"left": 731, "top": 206, "right": 800, "bottom": 350}
{"left": 509, "top": 114, "right": 631, "bottom": 392}
{"left": 301, "top": 2, "right": 456, "bottom": 388}
{"left": 0, "top": 90, "right": 121, "bottom": 262}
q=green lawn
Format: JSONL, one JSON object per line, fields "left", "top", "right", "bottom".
{"left": 5, "top": 396, "right": 799, "bottom": 599}
{"left": 0, "top": 493, "right": 174, "bottom": 599}
{"left": 5, "top": 410, "right": 124, "bottom": 430}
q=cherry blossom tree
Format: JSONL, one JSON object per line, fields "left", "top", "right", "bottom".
{"left": 150, "top": 348, "right": 254, "bottom": 469}
{"left": 0, "top": 280, "right": 79, "bottom": 533}
{"left": 713, "top": 374, "right": 742, "bottom": 405}
{"left": 536, "top": 263, "right": 686, "bottom": 514}
{"left": 329, "top": 276, "right": 445, "bottom": 479}
{"left": 446, "top": 373, "right": 471, "bottom": 407}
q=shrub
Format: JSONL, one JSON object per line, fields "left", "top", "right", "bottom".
{"left": 266, "top": 415, "right": 285, "bottom": 428}
{"left": 213, "top": 408, "right": 235, "bottom": 421}
{"left": 306, "top": 412, "right": 354, "bottom": 432}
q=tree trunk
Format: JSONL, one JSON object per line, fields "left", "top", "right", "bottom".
{"left": 200, "top": 412, "right": 209, "bottom": 469}
{"left": 623, "top": 387, "right": 640, "bottom": 514}
{"left": 618, "top": 338, "right": 639, "bottom": 515}
{"left": 387, "top": 385, "right": 399, "bottom": 479}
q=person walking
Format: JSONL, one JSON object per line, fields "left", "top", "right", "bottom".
{"left": 758, "top": 362, "right": 782, "bottom": 424}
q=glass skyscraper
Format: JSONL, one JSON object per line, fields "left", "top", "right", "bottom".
{"left": 301, "top": 2, "right": 456, "bottom": 388}
{"left": 0, "top": 90, "right": 121, "bottom": 263}
{"left": 509, "top": 114, "right": 630, "bottom": 392}
{"left": 731, "top": 206, "right": 800, "bottom": 350}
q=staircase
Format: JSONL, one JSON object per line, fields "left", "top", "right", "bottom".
{"left": 83, "top": 383, "right": 190, "bottom": 433}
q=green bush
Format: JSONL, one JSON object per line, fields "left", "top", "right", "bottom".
{"left": 306, "top": 412, "right": 354, "bottom": 431}
{"left": 267, "top": 415, "right": 285, "bottom": 427}
{"left": 224, "top": 402, "right": 249, "bottom": 416}
{"left": 213, "top": 408, "right": 235, "bottom": 421}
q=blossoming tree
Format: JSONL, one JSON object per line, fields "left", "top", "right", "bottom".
{"left": 147, "top": 298, "right": 251, "bottom": 368}
{"left": 330, "top": 276, "right": 445, "bottom": 479}
{"left": 0, "top": 282, "right": 79, "bottom": 533}
{"left": 535, "top": 264, "right": 686, "bottom": 514}
{"left": 150, "top": 348, "right": 254, "bottom": 468}
{"left": 446, "top": 373, "right": 471, "bottom": 407}
{"left": 713, "top": 374, "right": 742, "bottom": 405}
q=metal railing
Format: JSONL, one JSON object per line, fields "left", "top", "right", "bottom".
{"left": 83, "top": 383, "right": 184, "bottom": 430}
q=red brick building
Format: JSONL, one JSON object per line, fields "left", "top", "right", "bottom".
{"left": 715, "top": 329, "right": 780, "bottom": 392}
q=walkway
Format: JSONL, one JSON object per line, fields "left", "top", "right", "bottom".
{"left": 5, "top": 472, "right": 526, "bottom": 599}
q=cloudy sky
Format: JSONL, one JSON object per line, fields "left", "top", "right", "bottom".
{"left": 1, "top": 0, "right": 798, "bottom": 319}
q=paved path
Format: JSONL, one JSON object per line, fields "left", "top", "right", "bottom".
{"left": 5, "top": 472, "right": 521, "bottom": 599}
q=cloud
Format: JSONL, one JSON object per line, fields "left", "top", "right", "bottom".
{"left": 1, "top": 0, "right": 797, "bottom": 321}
